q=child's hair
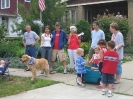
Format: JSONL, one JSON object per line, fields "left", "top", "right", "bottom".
{"left": 76, "top": 48, "right": 84, "bottom": 55}
{"left": 97, "top": 39, "right": 107, "bottom": 46}
{"left": 94, "top": 46, "right": 100, "bottom": 51}
{"left": 107, "top": 41, "right": 115, "bottom": 49}
{"left": 110, "top": 22, "right": 118, "bottom": 31}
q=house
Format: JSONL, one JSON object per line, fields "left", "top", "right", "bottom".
{"left": 65, "top": 0, "right": 133, "bottom": 25}
{"left": 0, "top": 0, "right": 30, "bottom": 37}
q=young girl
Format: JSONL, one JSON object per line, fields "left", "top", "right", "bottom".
{"left": 89, "top": 46, "right": 100, "bottom": 70}
{"left": 76, "top": 48, "right": 86, "bottom": 87}
{"left": 96, "top": 39, "right": 107, "bottom": 89}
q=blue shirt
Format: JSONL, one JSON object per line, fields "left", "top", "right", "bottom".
{"left": 76, "top": 56, "right": 86, "bottom": 74}
{"left": 91, "top": 29, "right": 105, "bottom": 48}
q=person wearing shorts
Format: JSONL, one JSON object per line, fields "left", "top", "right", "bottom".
{"left": 88, "top": 21, "right": 105, "bottom": 64}
{"left": 50, "top": 22, "right": 67, "bottom": 74}
{"left": 101, "top": 41, "right": 119, "bottom": 97}
{"left": 110, "top": 22, "right": 124, "bottom": 84}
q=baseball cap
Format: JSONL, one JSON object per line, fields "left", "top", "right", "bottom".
{"left": 55, "top": 22, "right": 60, "bottom": 26}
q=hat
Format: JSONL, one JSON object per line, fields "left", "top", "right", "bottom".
{"left": 55, "top": 22, "right": 60, "bottom": 26}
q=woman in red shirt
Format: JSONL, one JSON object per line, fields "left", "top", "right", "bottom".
{"left": 68, "top": 26, "right": 81, "bottom": 73}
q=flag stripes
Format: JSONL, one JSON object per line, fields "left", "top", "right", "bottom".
{"left": 38, "top": 0, "right": 46, "bottom": 12}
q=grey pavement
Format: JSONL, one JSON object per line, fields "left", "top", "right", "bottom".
{"left": 1, "top": 84, "right": 133, "bottom": 99}
{"left": 1, "top": 61, "right": 133, "bottom": 99}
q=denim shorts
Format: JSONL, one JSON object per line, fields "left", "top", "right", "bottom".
{"left": 116, "top": 61, "right": 122, "bottom": 75}
{"left": 102, "top": 73, "right": 114, "bottom": 84}
{"left": 77, "top": 74, "right": 84, "bottom": 77}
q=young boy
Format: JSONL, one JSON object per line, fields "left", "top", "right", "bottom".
{"left": 101, "top": 41, "right": 119, "bottom": 97}
{"left": 0, "top": 60, "right": 6, "bottom": 74}
{"left": 76, "top": 48, "right": 86, "bottom": 87}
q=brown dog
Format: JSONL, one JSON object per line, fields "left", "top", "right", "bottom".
{"left": 21, "top": 54, "right": 50, "bottom": 80}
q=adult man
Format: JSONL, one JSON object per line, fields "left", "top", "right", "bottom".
{"left": 22, "top": 25, "right": 40, "bottom": 70}
{"left": 50, "top": 22, "right": 67, "bottom": 74}
{"left": 110, "top": 22, "right": 124, "bottom": 84}
{"left": 116, "top": 12, "right": 123, "bottom": 18}
{"left": 88, "top": 21, "right": 105, "bottom": 60}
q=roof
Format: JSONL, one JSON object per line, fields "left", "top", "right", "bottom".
{"left": 67, "top": 0, "right": 126, "bottom": 7}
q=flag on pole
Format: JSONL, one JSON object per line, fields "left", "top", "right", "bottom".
{"left": 38, "top": 0, "right": 46, "bottom": 12}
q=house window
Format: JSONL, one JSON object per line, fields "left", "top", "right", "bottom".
{"left": 65, "top": 11, "right": 70, "bottom": 22}
{"left": 72, "top": 10, "right": 76, "bottom": 24}
{"left": 25, "top": 0, "right": 30, "bottom": 2}
{"left": 1, "top": 0, "right": 10, "bottom": 9}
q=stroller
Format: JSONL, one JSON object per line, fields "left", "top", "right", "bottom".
{"left": 0, "top": 50, "right": 14, "bottom": 81}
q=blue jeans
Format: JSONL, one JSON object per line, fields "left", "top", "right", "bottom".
{"left": 25, "top": 45, "right": 36, "bottom": 58}
{"left": 116, "top": 60, "right": 122, "bottom": 75}
{"left": 41, "top": 47, "right": 52, "bottom": 66}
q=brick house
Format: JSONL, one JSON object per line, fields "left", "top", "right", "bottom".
{"left": 0, "top": 0, "right": 30, "bottom": 37}
{"left": 65, "top": 0, "right": 133, "bottom": 26}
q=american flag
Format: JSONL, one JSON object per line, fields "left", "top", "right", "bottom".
{"left": 38, "top": 0, "right": 46, "bottom": 12}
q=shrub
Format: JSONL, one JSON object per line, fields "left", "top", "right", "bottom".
{"left": 96, "top": 14, "right": 130, "bottom": 42}
{"left": 76, "top": 20, "right": 91, "bottom": 42}
{"left": 80, "top": 42, "right": 90, "bottom": 56}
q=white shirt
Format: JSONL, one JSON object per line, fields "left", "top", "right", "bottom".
{"left": 41, "top": 33, "right": 52, "bottom": 47}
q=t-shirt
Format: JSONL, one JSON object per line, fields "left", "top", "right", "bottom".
{"left": 23, "top": 31, "right": 39, "bottom": 45}
{"left": 41, "top": 33, "right": 52, "bottom": 47}
{"left": 68, "top": 34, "right": 81, "bottom": 50}
{"left": 54, "top": 31, "right": 60, "bottom": 49}
{"left": 102, "top": 51, "right": 119, "bottom": 74}
{"left": 93, "top": 53, "right": 100, "bottom": 64}
{"left": 91, "top": 29, "right": 105, "bottom": 49}
{"left": 111, "top": 31, "right": 124, "bottom": 60}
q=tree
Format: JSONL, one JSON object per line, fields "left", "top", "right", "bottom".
{"left": 12, "top": 0, "right": 67, "bottom": 35}
{"left": 76, "top": 20, "right": 91, "bottom": 42}
{"left": 0, "top": 24, "right": 6, "bottom": 39}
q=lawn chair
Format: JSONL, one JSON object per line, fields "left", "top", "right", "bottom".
{"left": 0, "top": 50, "right": 14, "bottom": 81}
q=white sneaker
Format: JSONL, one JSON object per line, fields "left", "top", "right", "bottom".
{"left": 102, "top": 91, "right": 106, "bottom": 95}
{"left": 63, "top": 69, "right": 67, "bottom": 74}
{"left": 108, "top": 92, "right": 113, "bottom": 97}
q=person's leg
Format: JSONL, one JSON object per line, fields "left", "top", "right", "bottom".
{"left": 25, "top": 46, "right": 30, "bottom": 55}
{"left": 50, "top": 49, "right": 57, "bottom": 72}
{"left": 107, "top": 74, "right": 114, "bottom": 97}
{"left": 29, "top": 45, "right": 36, "bottom": 58}
{"left": 46, "top": 47, "right": 52, "bottom": 68}
{"left": 88, "top": 48, "right": 95, "bottom": 60}
{"left": 77, "top": 74, "right": 85, "bottom": 86}
{"left": 101, "top": 73, "right": 107, "bottom": 95}
{"left": 58, "top": 49, "right": 67, "bottom": 74}
{"left": 115, "top": 60, "right": 122, "bottom": 83}
{"left": 41, "top": 47, "right": 46, "bottom": 58}
{"left": 73, "top": 49, "right": 79, "bottom": 70}
{"left": 68, "top": 49, "right": 75, "bottom": 72}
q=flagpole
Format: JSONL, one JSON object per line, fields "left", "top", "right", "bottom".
{"left": 40, "top": 11, "right": 42, "bottom": 35}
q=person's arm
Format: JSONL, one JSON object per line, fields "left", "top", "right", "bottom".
{"left": 115, "top": 34, "right": 124, "bottom": 50}
{"left": 64, "top": 31, "right": 68, "bottom": 45}
{"left": 89, "top": 54, "right": 94, "bottom": 63}
{"left": 68, "top": 34, "right": 71, "bottom": 44}
{"left": 22, "top": 39, "right": 26, "bottom": 47}
{"left": 102, "top": 31, "right": 105, "bottom": 39}
{"left": 40, "top": 35, "right": 44, "bottom": 46}
{"left": 99, "top": 50, "right": 103, "bottom": 60}
{"left": 32, "top": 32, "right": 40, "bottom": 46}
{"left": 76, "top": 34, "right": 81, "bottom": 43}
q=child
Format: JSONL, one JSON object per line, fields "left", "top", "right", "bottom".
{"left": 76, "top": 48, "right": 86, "bottom": 87}
{"left": 96, "top": 39, "right": 107, "bottom": 89}
{"left": 0, "top": 60, "right": 6, "bottom": 74}
{"left": 101, "top": 41, "right": 119, "bottom": 97}
{"left": 89, "top": 46, "right": 100, "bottom": 70}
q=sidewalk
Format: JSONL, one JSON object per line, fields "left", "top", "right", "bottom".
{"left": 1, "top": 84, "right": 133, "bottom": 99}
{"left": 1, "top": 61, "right": 133, "bottom": 99}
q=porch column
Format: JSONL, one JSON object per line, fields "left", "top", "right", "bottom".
{"left": 127, "top": 0, "right": 133, "bottom": 44}
{"left": 77, "top": 5, "right": 85, "bottom": 21}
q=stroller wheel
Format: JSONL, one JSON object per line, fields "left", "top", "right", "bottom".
{"left": 9, "top": 78, "right": 13, "bottom": 81}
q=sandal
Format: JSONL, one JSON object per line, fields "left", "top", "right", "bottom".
{"left": 24, "top": 68, "right": 30, "bottom": 72}
{"left": 96, "top": 85, "right": 103, "bottom": 89}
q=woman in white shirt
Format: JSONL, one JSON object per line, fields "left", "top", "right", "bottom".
{"left": 40, "top": 26, "right": 52, "bottom": 67}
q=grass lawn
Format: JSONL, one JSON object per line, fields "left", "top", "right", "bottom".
{"left": 0, "top": 76, "right": 59, "bottom": 98}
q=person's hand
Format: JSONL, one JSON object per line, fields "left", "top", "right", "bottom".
{"left": 32, "top": 43, "right": 35, "bottom": 46}
{"left": 24, "top": 43, "right": 26, "bottom": 47}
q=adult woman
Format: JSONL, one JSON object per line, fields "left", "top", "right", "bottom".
{"left": 40, "top": 26, "right": 52, "bottom": 67}
{"left": 68, "top": 26, "right": 81, "bottom": 73}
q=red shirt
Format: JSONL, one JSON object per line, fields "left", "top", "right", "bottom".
{"left": 68, "top": 34, "right": 81, "bottom": 50}
{"left": 54, "top": 31, "right": 60, "bottom": 49}
{"left": 102, "top": 51, "right": 119, "bottom": 74}
{"left": 100, "top": 47, "right": 107, "bottom": 62}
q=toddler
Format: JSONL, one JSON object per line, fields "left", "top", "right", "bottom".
{"left": 0, "top": 60, "right": 6, "bottom": 74}
{"left": 89, "top": 46, "right": 100, "bottom": 70}
{"left": 76, "top": 48, "right": 86, "bottom": 87}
